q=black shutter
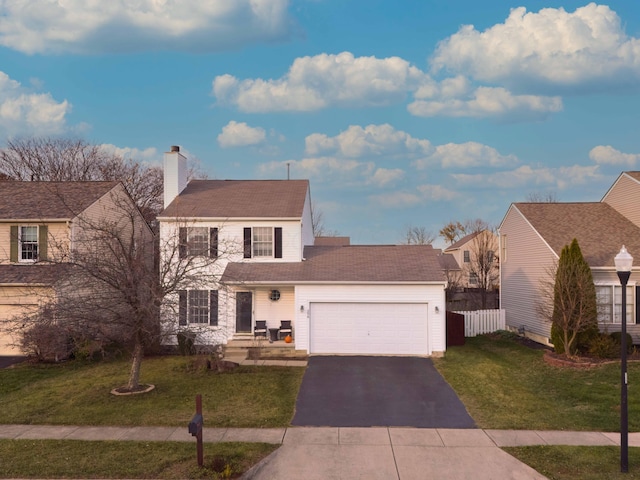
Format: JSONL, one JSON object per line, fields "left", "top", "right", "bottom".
{"left": 274, "top": 227, "right": 283, "bottom": 259}
{"left": 243, "top": 227, "right": 252, "bottom": 258}
{"left": 179, "top": 228, "right": 187, "bottom": 258}
{"left": 210, "top": 290, "right": 218, "bottom": 326}
{"left": 178, "top": 290, "right": 187, "bottom": 325}
{"left": 210, "top": 228, "right": 218, "bottom": 258}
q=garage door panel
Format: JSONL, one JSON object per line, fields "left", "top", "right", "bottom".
{"left": 310, "top": 303, "right": 428, "bottom": 355}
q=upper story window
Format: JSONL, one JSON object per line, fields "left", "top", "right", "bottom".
{"left": 179, "top": 227, "right": 218, "bottom": 259}
{"left": 463, "top": 250, "right": 470, "bottom": 263}
{"left": 244, "top": 227, "right": 283, "bottom": 259}
{"left": 20, "top": 226, "right": 38, "bottom": 262}
{"left": 10, "top": 225, "right": 47, "bottom": 263}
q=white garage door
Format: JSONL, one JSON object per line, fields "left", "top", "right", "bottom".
{"left": 309, "top": 302, "right": 429, "bottom": 355}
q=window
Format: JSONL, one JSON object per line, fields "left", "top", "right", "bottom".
{"left": 463, "top": 250, "right": 470, "bottom": 263}
{"left": 178, "top": 290, "right": 218, "bottom": 326}
{"left": 253, "top": 227, "right": 272, "bottom": 257}
{"left": 179, "top": 227, "right": 218, "bottom": 258}
{"left": 243, "top": 227, "right": 283, "bottom": 259}
{"left": 596, "top": 285, "right": 634, "bottom": 324}
{"left": 20, "top": 226, "right": 38, "bottom": 262}
{"left": 11, "top": 225, "right": 47, "bottom": 263}
{"left": 269, "top": 289, "right": 281, "bottom": 301}
{"left": 487, "top": 250, "right": 494, "bottom": 263}
{"left": 469, "top": 273, "right": 478, "bottom": 285}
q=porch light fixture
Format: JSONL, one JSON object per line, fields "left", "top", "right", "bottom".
{"left": 300, "top": 305, "right": 304, "bottom": 312}
{"left": 615, "top": 245, "right": 633, "bottom": 473}
{"left": 435, "top": 306, "right": 440, "bottom": 313}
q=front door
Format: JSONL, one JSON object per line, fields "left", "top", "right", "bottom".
{"left": 236, "top": 292, "right": 252, "bottom": 333}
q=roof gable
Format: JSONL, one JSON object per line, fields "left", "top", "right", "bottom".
{"left": 513, "top": 202, "right": 640, "bottom": 267}
{"left": 159, "top": 179, "right": 310, "bottom": 219}
{"left": 0, "top": 181, "right": 119, "bottom": 220}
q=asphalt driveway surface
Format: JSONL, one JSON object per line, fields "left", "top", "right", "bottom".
{"left": 291, "top": 356, "right": 475, "bottom": 428}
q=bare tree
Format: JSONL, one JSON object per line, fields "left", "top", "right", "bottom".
{"left": 400, "top": 225, "right": 435, "bottom": 245}
{"left": 0, "top": 137, "right": 167, "bottom": 221}
{"left": 526, "top": 191, "right": 558, "bottom": 203}
{"left": 311, "top": 203, "right": 339, "bottom": 237}
{"left": 9, "top": 188, "right": 232, "bottom": 391}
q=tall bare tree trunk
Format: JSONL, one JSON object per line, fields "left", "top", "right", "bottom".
{"left": 127, "top": 340, "right": 144, "bottom": 390}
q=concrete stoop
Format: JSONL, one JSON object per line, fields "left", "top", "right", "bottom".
{"left": 224, "top": 337, "right": 307, "bottom": 360}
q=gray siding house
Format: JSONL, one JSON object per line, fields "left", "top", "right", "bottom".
{"left": 499, "top": 172, "right": 640, "bottom": 345}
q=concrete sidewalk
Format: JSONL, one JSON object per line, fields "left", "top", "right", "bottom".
{"left": 1, "top": 424, "right": 635, "bottom": 479}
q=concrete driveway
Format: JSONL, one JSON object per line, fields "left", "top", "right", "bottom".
{"left": 291, "top": 356, "right": 475, "bottom": 428}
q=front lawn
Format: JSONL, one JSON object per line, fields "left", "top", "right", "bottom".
{"left": 0, "top": 356, "right": 305, "bottom": 427}
{"left": 433, "top": 332, "right": 640, "bottom": 431}
{"left": 0, "top": 439, "right": 277, "bottom": 479}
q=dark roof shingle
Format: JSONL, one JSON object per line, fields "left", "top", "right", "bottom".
{"left": 0, "top": 181, "right": 118, "bottom": 219}
{"left": 159, "top": 180, "right": 309, "bottom": 219}
{"left": 221, "top": 245, "right": 446, "bottom": 284}
{"left": 514, "top": 202, "right": 640, "bottom": 267}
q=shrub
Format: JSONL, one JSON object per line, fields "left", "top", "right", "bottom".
{"left": 610, "top": 332, "right": 634, "bottom": 355}
{"left": 177, "top": 331, "right": 196, "bottom": 355}
{"left": 21, "top": 323, "right": 72, "bottom": 362}
{"left": 587, "top": 333, "right": 619, "bottom": 359}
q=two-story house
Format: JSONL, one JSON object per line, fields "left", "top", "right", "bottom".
{"left": 0, "top": 181, "right": 148, "bottom": 355}
{"left": 158, "top": 146, "right": 448, "bottom": 356}
{"left": 500, "top": 171, "right": 640, "bottom": 346}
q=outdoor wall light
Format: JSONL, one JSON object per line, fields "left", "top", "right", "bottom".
{"left": 435, "top": 306, "right": 440, "bottom": 313}
{"left": 300, "top": 305, "right": 304, "bottom": 312}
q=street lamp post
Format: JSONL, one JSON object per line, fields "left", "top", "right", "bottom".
{"left": 615, "top": 245, "right": 633, "bottom": 473}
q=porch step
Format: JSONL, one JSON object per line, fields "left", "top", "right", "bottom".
{"left": 224, "top": 337, "right": 307, "bottom": 360}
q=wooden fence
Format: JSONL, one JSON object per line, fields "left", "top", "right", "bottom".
{"left": 453, "top": 309, "right": 506, "bottom": 337}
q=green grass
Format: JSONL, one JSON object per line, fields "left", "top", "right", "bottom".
{"left": 505, "top": 446, "right": 640, "bottom": 480}
{"left": 0, "top": 356, "right": 305, "bottom": 427}
{"left": 0, "top": 439, "right": 277, "bottom": 479}
{"left": 433, "top": 332, "right": 640, "bottom": 431}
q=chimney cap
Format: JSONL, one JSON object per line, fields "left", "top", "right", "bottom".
{"left": 170, "top": 145, "right": 180, "bottom": 152}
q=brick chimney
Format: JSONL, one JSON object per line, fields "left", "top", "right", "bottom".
{"left": 164, "top": 145, "right": 187, "bottom": 208}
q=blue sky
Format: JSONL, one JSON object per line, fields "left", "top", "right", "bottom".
{"left": 1, "top": 1, "right": 640, "bottom": 246}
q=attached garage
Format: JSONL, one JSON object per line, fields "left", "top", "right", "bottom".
{"left": 309, "top": 302, "right": 429, "bottom": 355}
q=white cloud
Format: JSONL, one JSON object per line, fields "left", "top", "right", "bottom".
{"left": 370, "top": 184, "right": 458, "bottom": 208}
{"left": 99, "top": 144, "right": 160, "bottom": 163}
{"left": 413, "top": 141, "right": 517, "bottom": 169}
{"left": 217, "top": 121, "right": 267, "bottom": 148}
{"left": 305, "top": 124, "right": 432, "bottom": 157}
{"left": 409, "top": 86, "right": 562, "bottom": 119}
{"left": 589, "top": 145, "right": 640, "bottom": 166}
{"left": 452, "top": 164, "right": 601, "bottom": 189}
{"left": 0, "top": 71, "right": 70, "bottom": 136}
{"left": 431, "top": 4, "right": 640, "bottom": 91}
{"left": 213, "top": 52, "right": 428, "bottom": 112}
{"left": 368, "top": 168, "right": 405, "bottom": 187}
{"left": 0, "top": 0, "right": 293, "bottom": 54}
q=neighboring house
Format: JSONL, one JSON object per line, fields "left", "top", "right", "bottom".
{"left": 443, "top": 230, "right": 499, "bottom": 289}
{"left": 499, "top": 171, "right": 640, "bottom": 346}
{"left": 0, "top": 181, "right": 147, "bottom": 355}
{"left": 158, "top": 146, "right": 448, "bottom": 356}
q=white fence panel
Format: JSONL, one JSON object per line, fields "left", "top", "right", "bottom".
{"left": 454, "top": 309, "right": 506, "bottom": 337}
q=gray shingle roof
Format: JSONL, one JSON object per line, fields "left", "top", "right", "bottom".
{"left": 221, "top": 244, "right": 446, "bottom": 284}
{"left": 514, "top": 202, "right": 640, "bottom": 267}
{"left": 445, "top": 231, "right": 482, "bottom": 251}
{"left": 0, "top": 264, "right": 72, "bottom": 285}
{"left": 0, "top": 181, "right": 119, "bottom": 219}
{"left": 159, "top": 180, "right": 309, "bottom": 219}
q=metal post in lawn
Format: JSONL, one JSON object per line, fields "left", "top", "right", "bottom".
{"left": 615, "top": 246, "right": 633, "bottom": 473}
{"left": 188, "top": 394, "right": 204, "bottom": 467}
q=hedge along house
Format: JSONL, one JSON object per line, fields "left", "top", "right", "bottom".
{"left": 157, "top": 146, "right": 448, "bottom": 356}
{"left": 0, "top": 181, "right": 148, "bottom": 355}
{"left": 499, "top": 172, "right": 640, "bottom": 346}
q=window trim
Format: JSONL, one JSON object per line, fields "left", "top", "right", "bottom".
{"left": 178, "top": 289, "right": 219, "bottom": 326}
{"left": 11, "top": 225, "right": 46, "bottom": 263}
{"left": 179, "top": 227, "right": 219, "bottom": 259}
{"left": 243, "top": 227, "right": 283, "bottom": 259}
{"left": 596, "top": 284, "right": 635, "bottom": 325}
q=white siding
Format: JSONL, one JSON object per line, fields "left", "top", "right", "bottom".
{"left": 294, "top": 284, "right": 446, "bottom": 355}
{"left": 602, "top": 174, "right": 640, "bottom": 228}
{"left": 254, "top": 287, "right": 295, "bottom": 331}
{"left": 500, "top": 205, "right": 557, "bottom": 341}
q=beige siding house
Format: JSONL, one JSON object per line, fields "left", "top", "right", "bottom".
{"left": 0, "top": 181, "right": 148, "bottom": 355}
{"left": 499, "top": 172, "right": 640, "bottom": 345}
{"left": 158, "top": 146, "right": 448, "bottom": 356}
